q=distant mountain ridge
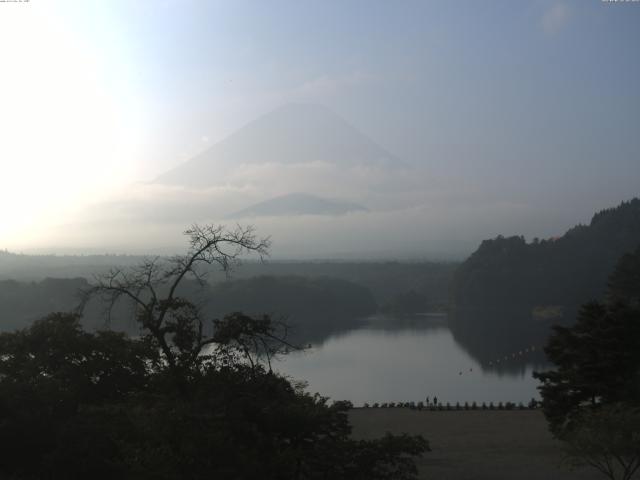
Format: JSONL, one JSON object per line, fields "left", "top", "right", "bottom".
{"left": 229, "top": 193, "right": 367, "bottom": 218}
{"left": 451, "top": 198, "right": 640, "bottom": 311}
{"left": 154, "top": 103, "right": 401, "bottom": 188}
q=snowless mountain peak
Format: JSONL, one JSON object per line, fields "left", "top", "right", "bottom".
{"left": 154, "top": 103, "right": 400, "bottom": 187}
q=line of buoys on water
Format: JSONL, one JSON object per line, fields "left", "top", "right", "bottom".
{"left": 476, "top": 345, "right": 536, "bottom": 375}
{"left": 486, "top": 345, "right": 537, "bottom": 368}
{"left": 455, "top": 345, "right": 540, "bottom": 376}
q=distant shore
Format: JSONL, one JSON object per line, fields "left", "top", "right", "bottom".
{"left": 348, "top": 409, "right": 601, "bottom": 480}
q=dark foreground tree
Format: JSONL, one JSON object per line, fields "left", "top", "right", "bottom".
{"left": 534, "top": 301, "right": 640, "bottom": 436}
{"left": 562, "top": 403, "right": 640, "bottom": 480}
{"left": 607, "top": 245, "right": 640, "bottom": 308}
{"left": 0, "top": 224, "right": 427, "bottom": 479}
{"left": 0, "top": 313, "right": 154, "bottom": 479}
{"left": 535, "top": 247, "right": 640, "bottom": 479}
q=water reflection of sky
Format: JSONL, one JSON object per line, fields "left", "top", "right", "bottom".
{"left": 275, "top": 320, "right": 546, "bottom": 406}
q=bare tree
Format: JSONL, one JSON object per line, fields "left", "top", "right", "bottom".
{"left": 79, "top": 224, "right": 282, "bottom": 380}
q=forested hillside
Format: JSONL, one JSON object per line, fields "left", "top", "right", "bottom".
{"left": 0, "top": 278, "right": 89, "bottom": 330}
{"left": 0, "top": 275, "right": 378, "bottom": 345}
{"left": 209, "top": 275, "right": 376, "bottom": 319}
{"left": 451, "top": 199, "right": 640, "bottom": 312}
{"left": 0, "top": 252, "right": 455, "bottom": 308}
{"left": 208, "top": 275, "right": 377, "bottom": 343}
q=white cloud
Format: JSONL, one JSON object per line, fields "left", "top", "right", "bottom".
{"left": 15, "top": 157, "right": 554, "bottom": 259}
{"left": 541, "top": 3, "right": 570, "bottom": 34}
{"left": 34, "top": 193, "right": 540, "bottom": 259}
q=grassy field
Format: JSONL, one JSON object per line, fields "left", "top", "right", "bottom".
{"left": 349, "top": 409, "right": 603, "bottom": 480}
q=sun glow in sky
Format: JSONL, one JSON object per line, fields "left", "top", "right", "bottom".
{"left": 0, "top": 2, "right": 142, "bottom": 246}
{"left": 0, "top": 1, "right": 638, "bottom": 256}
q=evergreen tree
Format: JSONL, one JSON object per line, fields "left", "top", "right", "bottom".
{"left": 535, "top": 244, "right": 640, "bottom": 437}
{"left": 608, "top": 245, "right": 640, "bottom": 307}
{"left": 534, "top": 302, "right": 640, "bottom": 436}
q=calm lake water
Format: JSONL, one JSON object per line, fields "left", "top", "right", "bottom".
{"left": 275, "top": 315, "right": 548, "bottom": 407}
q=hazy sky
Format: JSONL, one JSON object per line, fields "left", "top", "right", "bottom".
{"left": 1, "top": 0, "right": 638, "bottom": 255}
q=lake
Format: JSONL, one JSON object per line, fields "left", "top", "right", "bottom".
{"left": 275, "top": 314, "right": 549, "bottom": 407}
